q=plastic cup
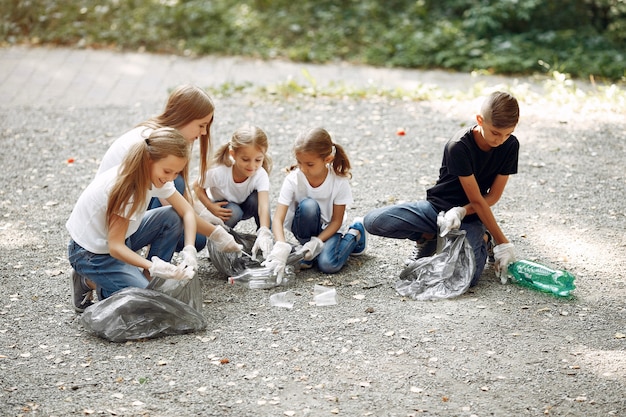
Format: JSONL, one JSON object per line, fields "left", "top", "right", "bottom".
{"left": 270, "top": 291, "right": 295, "bottom": 309}
{"left": 313, "top": 285, "right": 337, "bottom": 306}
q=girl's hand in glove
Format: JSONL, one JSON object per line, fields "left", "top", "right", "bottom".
{"left": 209, "top": 226, "right": 243, "bottom": 253}
{"left": 438, "top": 207, "right": 466, "bottom": 236}
{"left": 252, "top": 226, "right": 273, "bottom": 260}
{"left": 493, "top": 243, "right": 516, "bottom": 284}
{"left": 299, "top": 236, "right": 324, "bottom": 260}
{"left": 149, "top": 257, "right": 187, "bottom": 280}
{"left": 179, "top": 245, "right": 198, "bottom": 271}
{"left": 261, "top": 241, "right": 291, "bottom": 283}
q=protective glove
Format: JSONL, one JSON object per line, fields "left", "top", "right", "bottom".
{"left": 493, "top": 242, "right": 516, "bottom": 284}
{"left": 261, "top": 241, "right": 292, "bottom": 283}
{"left": 251, "top": 226, "right": 273, "bottom": 260}
{"left": 438, "top": 207, "right": 466, "bottom": 237}
{"left": 299, "top": 236, "right": 324, "bottom": 261}
{"left": 195, "top": 201, "right": 226, "bottom": 227}
{"left": 179, "top": 245, "right": 198, "bottom": 271}
{"left": 149, "top": 256, "right": 187, "bottom": 280}
{"left": 209, "top": 226, "right": 243, "bottom": 253}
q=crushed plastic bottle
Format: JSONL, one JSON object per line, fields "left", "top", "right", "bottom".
{"left": 507, "top": 260, "right": 576, "bottom": 297}
{"left": 228, "top": 265, "right": 296, "bottom": 289}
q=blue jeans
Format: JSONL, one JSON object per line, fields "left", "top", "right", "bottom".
{"left": 291, "top": 198, "right": 359, "bottom": 274}
{"left": 364, "top": 201, "right": 487, "bottom": 285}
{"left": 221, "top": 191, "right": 262, "bottom": 229}
{"left": 148, "top": 174, "right": 207, "bottom": 252}
{"left": 67, "top": 206, "right": 184, "bottom": 299}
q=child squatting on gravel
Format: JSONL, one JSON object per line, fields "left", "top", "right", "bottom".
{"left": 193, "top": 125, "right": 274, "bottom": 260}
{"left": 97, "top": 84, "right": 216, "bottom": 252}
{"left": 66, "top": 128, "right": 240, "bottom": 313}
{"left": 363, "top": 91, "right": 520, "bottom": 286}
{"left": 262, "top": 127, "right": 367, "bottom": 281}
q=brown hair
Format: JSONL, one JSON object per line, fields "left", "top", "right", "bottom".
{"left": 480, "top": 91, "right": 519, "bottom": 129}
{"left": 141, "top": 84, "right": 214, "bottom": 186}
{"left": 106, "top": 127, "right": 190, "bottom": 229}
{"left": 289, "top": 127, "right": 351, "bottom": 178}
{"left": 213, "top": 125, "right": 273, "bottom": 174}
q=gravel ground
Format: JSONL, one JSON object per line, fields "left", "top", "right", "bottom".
{"left": 1, "top": 85, "right": 625, "bottom": 417}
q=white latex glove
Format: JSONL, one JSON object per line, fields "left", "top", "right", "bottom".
{"left": 493, "top": 242, "right": 516, "bottom": 284}
{"left": 261, "top": 241, "right": 292, "bottom": 283}
{"left": 179, "top": 245, "right": 198, "bottom": 271}
{"left": 195, "top": 202, "right": 225, "bottom": 227}
{"left": 299, "top": 236, "right": 324, "bottom": 261}
{"left": 252, "top": 226, "right": 273, "bottom": 260}
{"left": 149, "top": 256, "right": 187, "bottom": 280}
{"left": 209, "top": 226, "right": 243, "bottom": 254}
{"left": 438, "top": 207, "right": 466, "bottom": 237}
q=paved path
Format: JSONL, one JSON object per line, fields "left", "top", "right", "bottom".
{"left": 0, "top": 46, "right": 521, "bottom": 108}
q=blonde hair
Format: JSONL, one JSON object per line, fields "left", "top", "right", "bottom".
{"left": 480, "top": 91, "right": 519, "bottom": 129}
{"left": 213, "top": 125, "right": 273, "bottom": 174}
{"left": 141, "top": 84, "right": 215, "bottom": 186}
{"left": 289, "top": 127, "right": 351, "bottom": 178}
{"left": 106, "top": 127, "right": 190, "bottom": 228}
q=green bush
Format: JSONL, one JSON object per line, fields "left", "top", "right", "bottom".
{"left": 1, "top": 0, "right": 625, "bottom": 81}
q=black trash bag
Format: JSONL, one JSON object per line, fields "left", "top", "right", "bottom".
{"left": 207, "top": 229, "right": 259, "bottom": 276}
{"left": 396, "top": 228, "right": 475, "bottom": 300}
{"left": 147, "top": 272, "right": 203, "bottom": 312}
{"left": 80, "top": 279, "right": 206, "bottom": 343}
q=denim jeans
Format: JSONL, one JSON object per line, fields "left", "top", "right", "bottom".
{"left": 67, "top": 206, "right": 184, "bottom": 299}
{"left": 291, "top": 198, "right": 358, "bottom": 274}
{"left": 221, "top": 191, "right": 261, "bottom": 229}
{"left": 148, "top": 174, "right": 207, "bottom": 252}
{"left": 364, "top": 201, "right": 487, "bottom": 285}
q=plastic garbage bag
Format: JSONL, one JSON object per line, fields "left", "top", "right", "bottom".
{"left": 147, "top": 272, "right": 203, "bottom": 312}
{"left": 80, "top": 286, "right": 206, "bottom": 342}
{"left": 395, "top": 228, "right": 475, "bottom": 300}
{"left": 206, "top": 229, "right": 258, "bottom": 276}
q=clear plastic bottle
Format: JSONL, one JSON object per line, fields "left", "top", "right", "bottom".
{"left": 228, "top": 265, "right": 296, "bottom": 289}
{"left": 507, "top": 260, "right": 576, "bottom": 297}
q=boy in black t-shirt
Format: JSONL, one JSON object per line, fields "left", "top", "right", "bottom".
{"left": 364, "top": 91, "right": 519, "bottom": 286}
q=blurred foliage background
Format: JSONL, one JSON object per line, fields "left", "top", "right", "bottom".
{"left": 2, "top": 0, "right": 625, "bottom": 81}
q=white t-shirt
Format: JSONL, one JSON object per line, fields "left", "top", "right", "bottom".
{"left": 97, "top": 126, "right": 153, "bottom": 176}
{"left": 66, "top": 165, "right": 176, "bottom": 254}
{"left": 277, "top": 167, "right": 353, "bottom": 232}
{"left": 200, "top": 164, "right": 270, "bottom": 204}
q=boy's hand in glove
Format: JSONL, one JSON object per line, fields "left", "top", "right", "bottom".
{"left": 261, "top": 241, "right": 292, "bottom": 283}
{"left": 494, "top": 243, "right": 516, "bottom": 284}
{"left": 149, "top": 257, "right": 187, "bottom": 280}
{"left": 438, "top": 207, "right": 466, "bottom": 236}
{"left": 299, "top": 236, "right": 324, "bottom": 260}
{"left": 209, "top": 226, "right": 243, "bottom": 253}
{"left": 252, "top": 226, "right": 273, "bottom": 260}
{"left": 179, "top": 245, "right": 198, "bottom": 271}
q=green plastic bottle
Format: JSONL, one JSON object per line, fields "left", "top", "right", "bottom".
{"left": 507, "top": 260, "right": 576, "bottom": 297}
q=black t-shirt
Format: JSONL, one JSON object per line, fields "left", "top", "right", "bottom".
{"left": 427, "top": 126, "right": 519, "bottom": 222}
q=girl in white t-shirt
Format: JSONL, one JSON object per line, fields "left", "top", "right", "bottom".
{"left": 97, "top": 84, "right": 215, "bottom": 252}
{"left": 67, "top": 128, "right": 240, "bottom": 313}
{"left": 193, "top": 125, "right": 274, "bottom": 259}
{"left": 263, "top": 127, "right": 367, "bottom": 278}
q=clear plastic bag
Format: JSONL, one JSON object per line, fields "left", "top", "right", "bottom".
{"left": 80, "top": 283, "right": 206, "bottom": 342}
{"left": 395, "top": 228, "right": 475, "bottom": 300}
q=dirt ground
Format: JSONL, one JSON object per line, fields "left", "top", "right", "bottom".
{"left": 1, "top": 79, "right": 625, "bottom": 416}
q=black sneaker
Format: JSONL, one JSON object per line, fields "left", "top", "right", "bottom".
{"left": 70, "top": 269, "right": 93, "bottom": 313}
{"left": 404, "top": 238, "right": 437, "bottom": 266}
{"left": 485, "top": 231, "right": 496, "bottom": 264}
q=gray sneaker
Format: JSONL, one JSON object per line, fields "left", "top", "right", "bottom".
{"left": 404, "top": 238, "right": 437, "bottom": 266}
{"left": 70, "top": 269, "right": 93, "bottom": 313}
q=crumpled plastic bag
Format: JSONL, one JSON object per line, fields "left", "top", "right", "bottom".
{"left": 80, "top": 287, "right": 206, "bottom": 342}
{"left": 147, "top": 272, "right": 203, "bottom": 312}
{"left": 206, "top": 229, "right": 259, "bottom": 276}
{"left": 395, "top": 228, "right": 475, "bottom": 300}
